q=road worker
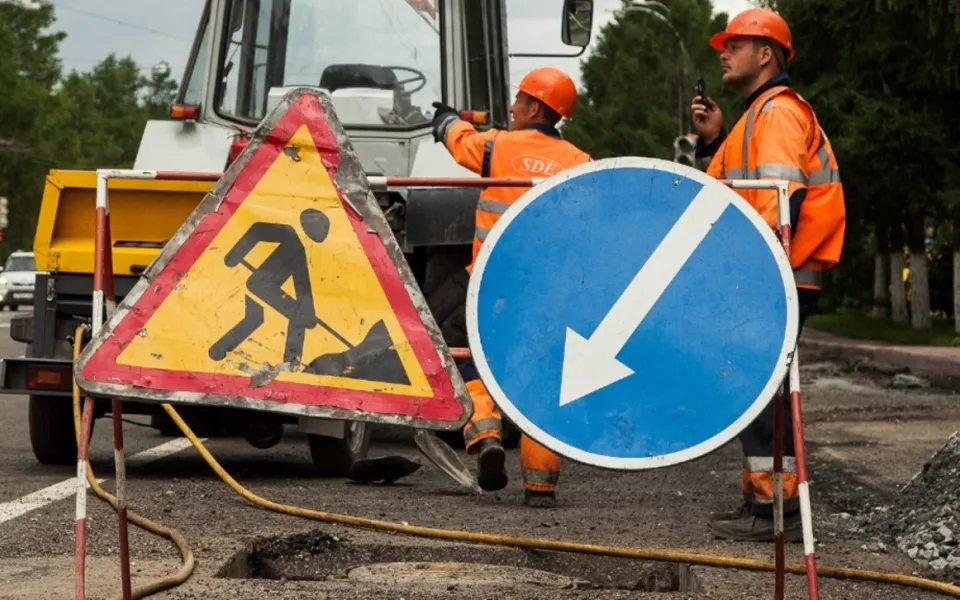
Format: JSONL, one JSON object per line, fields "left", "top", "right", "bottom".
{"left": 690, "top": 8, "right": 845, "bottom": 542}
{"left": 430, "top": 67, "right": 591, "bottom": 508}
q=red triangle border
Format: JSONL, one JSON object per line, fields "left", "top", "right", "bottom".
{"left": 80, "top": 93, "right": 463, "bottom": 422}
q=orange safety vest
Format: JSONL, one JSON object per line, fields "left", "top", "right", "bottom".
{"left": 442, "top": 120, "right": 591, "bottom": 271}
{"left": 706, "top": 85, "right": 846, "bottom": 291}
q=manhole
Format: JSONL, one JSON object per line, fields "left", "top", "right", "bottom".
{"left": 346, "top": 562, "right": 589, "bottom": 588}
{"left": 218, "top": 529, "right": 702, "bottom": 594}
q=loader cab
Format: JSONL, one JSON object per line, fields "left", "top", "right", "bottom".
{"left": 166, "top": 0, "right": 593, "bottom": 159}
{"left": 137, "top": 0, "right": 593, "bottom": 251}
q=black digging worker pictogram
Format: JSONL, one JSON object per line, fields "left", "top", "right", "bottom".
{"left": 208, "top": 208, "right": 411, "bottom": 385}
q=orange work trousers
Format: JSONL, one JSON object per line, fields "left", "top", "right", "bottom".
{"left": 462, "top": 379, "right": 560, "bottom": 492}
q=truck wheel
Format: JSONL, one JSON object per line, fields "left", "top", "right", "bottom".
{"left": 150, "top": 413, "right": 182, "bottom": 437}
{"left": 420, "top": 247, "right": 520, "bottom": 451}
{"left": 421, "top": 247, "right": 471, "bottom": 348}
{"left": 307, "top": 421, "right": 371, "bottom": 477}
{"left": 29, "top": 394, "right": 82, "bottom": 465}
{"left": 423, "top": 248, "right": 468, "bottom": 451}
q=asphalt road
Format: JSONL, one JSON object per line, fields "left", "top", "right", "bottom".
{"left": 1, "top": 307, "right": 959, "bottom": 599}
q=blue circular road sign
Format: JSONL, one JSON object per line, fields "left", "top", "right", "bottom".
{"left": 466, "top": 157, "right": 799, "bottom": 470}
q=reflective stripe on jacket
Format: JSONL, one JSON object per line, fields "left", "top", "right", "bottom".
{"left": 438, "top": 118, "right": 591, "bottom": 271}
{"left": 704, "top": 83, "right": 846, "bottom": 291}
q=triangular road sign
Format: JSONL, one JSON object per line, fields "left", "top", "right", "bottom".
{"left": 75, "top": 88, "right": 471, "bottom": 430}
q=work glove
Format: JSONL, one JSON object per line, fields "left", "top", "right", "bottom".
{"left": 431, "top": 101, "right": 459, "bottom": 143}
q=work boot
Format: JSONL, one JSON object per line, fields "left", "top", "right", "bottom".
{"left": 708, "top": 502, "right": 750, "bottom": 523}
{"left": 475, "top": 438, "right": 508, "bottom": 491}
{"left": 707, "top": 505, "right": 804, "bottom": 543}
{"left": 523, "top": 489, "right": 557, "bottom": 508}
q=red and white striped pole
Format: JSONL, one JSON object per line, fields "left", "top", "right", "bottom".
{"left": 74, "top": 386, "right": 95, "bottom": 600}
{"left": 773, "top": 184, "right": 792, "bottom": 600}
{"left": 93, "top": 171, "right": 132, "bottom": 600}
{"left": 774, "top": 183, "right": 820, "bottom": 600}
{"left": 366, "top": 176, "right": 545, "bottom": 189}
{"left": 790, "top": 345, "right": 818, "bottom": 596}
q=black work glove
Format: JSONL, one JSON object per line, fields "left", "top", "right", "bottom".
{"left": 431, "top": 101, "right": 459, "bottom": 143}
{"left": 432, "top": 101, "right": 458, "bottom": 119}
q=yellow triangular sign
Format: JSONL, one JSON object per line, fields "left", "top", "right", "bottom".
{"left": 75, "top": 89, "right": 470, "bottom": 429}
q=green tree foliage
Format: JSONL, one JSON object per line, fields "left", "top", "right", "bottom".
{"left": 877, "top": 0, "right": 960, "bottom": 73}
{"left": 767, "top": 0, "right": 960, "bottom": 315}
{"left": 562, "top": 0, "right": 738, "bottom": 159}
{"left": 0, "top": 3, "right": 65, "bottom": 255}
{"left": 0, "top": 4, "right": 179, "bottom": 256}
{"left": 566, "top": 0, "right": 960, "bottom": 318}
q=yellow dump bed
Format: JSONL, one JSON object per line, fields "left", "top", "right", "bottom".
{"left": 33, "top": 170, "right": 216, "bottom": 275}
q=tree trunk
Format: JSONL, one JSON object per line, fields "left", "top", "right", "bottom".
{"left": 906, "top": 213, "right": 931, "bottom": 329}
{"left": 872, "top": 221, "right": 889, "bottom": 319}
{"left": 889, "top": 222, "right": 908, "bottom": 324}
{"left": 954, "top": 249, "right": 960, "bottom": 333}
{"left": 953, "top": 219, "right": 960, "bottom": 333}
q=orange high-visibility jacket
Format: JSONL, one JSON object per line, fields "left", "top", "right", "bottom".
{"left": 705, "top": 85, "right": 846, "bottom": 291}
{"left": 440, "top": 119, "right": 591, "bottom": 271}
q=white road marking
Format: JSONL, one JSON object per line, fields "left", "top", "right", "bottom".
{"left": 0, "top": 438, "right": 201, "bottom": 525}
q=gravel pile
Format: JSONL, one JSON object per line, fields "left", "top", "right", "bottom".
{"left": 870, "top": 432, "right": 960, "bottom": 577}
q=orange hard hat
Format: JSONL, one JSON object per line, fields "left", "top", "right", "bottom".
{"left": 709, "top": 8, "right": 794, "bottom": 62}
{"left": 515, "top": 67, "right": 578, "bottom": 120}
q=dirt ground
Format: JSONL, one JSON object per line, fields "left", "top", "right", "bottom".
{"left": 2, "top": 348, "right": 960, "bottom": 599}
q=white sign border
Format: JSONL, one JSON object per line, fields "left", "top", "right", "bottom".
{"left": 466, "top": 156, "right": 800, "bottom": 471}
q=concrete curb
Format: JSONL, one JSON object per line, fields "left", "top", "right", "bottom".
{"left": 799, "top": 329, "right": 960, "bottom": 390}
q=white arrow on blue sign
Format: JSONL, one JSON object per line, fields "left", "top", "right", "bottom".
{"left": 466, "top": 157, "right": 799, "bottom": 471}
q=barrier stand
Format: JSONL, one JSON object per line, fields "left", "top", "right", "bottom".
{"left": 93, "top": 172, "right": 131, "bottom": 600}
{"left": 73, "top": 169, "right": 537, "bottom": 598}
{"left": 73, "top": 170, "right": 223, "bottom": 600}
{"left": 723, "top": 178, "right": 820, "bottom": 600}
{"left": 451, "top": 177, "right": 818, "bottom": 600}
{"left": 78, "top": 169, "right": 818, "bottom": 600}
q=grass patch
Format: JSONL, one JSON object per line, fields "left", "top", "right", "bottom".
{"left": 807, "top": 312, "right": 960, "bottom": 347}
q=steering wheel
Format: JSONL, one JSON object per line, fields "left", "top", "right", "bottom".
{"left": 387, "top": 66, "right": 427, "bottom": 95}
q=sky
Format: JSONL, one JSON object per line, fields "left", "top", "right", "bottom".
{"left": 41, "top": 0, "right": 755, "bottom": 106}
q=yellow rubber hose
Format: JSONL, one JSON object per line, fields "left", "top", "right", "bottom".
{"left": 158, "top": 403, "right": 960, "bottom": 597}
{"left": 72, "top": 321, "right": 960, "bottom": 598}
{"left": 72, "top": 325, "right": 195, "bottom": 600}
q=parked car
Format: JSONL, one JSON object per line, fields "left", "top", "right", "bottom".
{"left": 0, "top": 251, "right": 38, "bottom": 311}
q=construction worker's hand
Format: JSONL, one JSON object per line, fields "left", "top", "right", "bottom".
{"left": 431, "top": 101, "right": 458, "bottom": 119}
{"left": 691, "top": 95, "right": 723, "bottom": 144}
{"left": 431, "top": 101, "right": 459, "bottom": 143}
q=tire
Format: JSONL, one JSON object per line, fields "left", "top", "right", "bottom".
{"left": 421, "top": 247, "right": 472, "bottom": 348}
{"left": 29, "top": 394, "right": 81, "bottom": 465}
{"left": 420, "top": 247, "right": 520, "bottom": 450}
{"left": 307, "top": 421, "right": 371, "bottom": 477}
{"left": 150, "top": 413, "right": 182, "bottom": 437}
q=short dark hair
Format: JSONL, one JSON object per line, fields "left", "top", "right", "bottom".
{"left": 539, "top": 101, "right": 562, "bottom": 126}
{"left": 751, "top": 37, "right": 787, "bottom": 72}
{"left": 519, "top": 91, "right": 563, "bottom": 126}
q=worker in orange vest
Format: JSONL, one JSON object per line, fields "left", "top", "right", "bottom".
{"left": 431, "top": 67, "right": 591, "bottom": 508}
{"left": 690, "top": 8, "right": 845, "bottom": 541}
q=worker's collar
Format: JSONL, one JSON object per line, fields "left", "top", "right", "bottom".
{"left": 745, "top": 72, "right": 791, "bottom": 107}
{"left": 520, "top": 122, "right": 561, "bottom": 138}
